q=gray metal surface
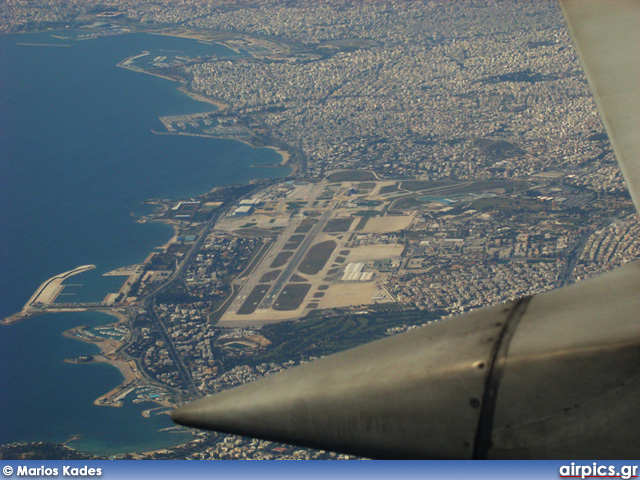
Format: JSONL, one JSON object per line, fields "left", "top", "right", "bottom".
{"left": 560, "top": 0, "right": 640, "bottom": 211}
{"left": 489, "top": 260, "right": 640, "bottom": 458}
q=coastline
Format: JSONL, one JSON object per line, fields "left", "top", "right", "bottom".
{"left": 177, "top": 86, "right": 229, "bottom": 111}
{"left": 61, "top": 310, "right": 137, "bottom": 408}
{"left": 62, "top": 309, "right": 175, "bottom": 412}
{"left": 150, "top": 129, "right": 293, "bottom": 170}
{"left": 117, "top": 45, "right": 293, "bottom": 171}
{"left": 86, "top": 218, "right": 185, "bottom": 410}
{"left": 265, "top": 145, "right": 291, "bottom": 166}
{"left": 0, "top": 30, "right": 259, "bottom": 457}
{"left": 116, "top": 58, "right": 179, "bottom": 84}
{"left": 2, "top": 30, "right": 293, "bottom": 455}
{"left": 1, "top": 214, "right": 182, "bottom": 411}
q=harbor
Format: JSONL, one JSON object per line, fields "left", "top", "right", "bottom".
{"left": 1, "top": 265, "right": 96, "bottom": 325}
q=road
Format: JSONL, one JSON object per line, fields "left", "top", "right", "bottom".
{"left": 139, "top": 199, "right": 236, "bottom": 400}
{"left": 555, "top": 229, "right": 594, "bottom": 288}
{"left": 147, "top": 301, "right": 201, "bottom": 399}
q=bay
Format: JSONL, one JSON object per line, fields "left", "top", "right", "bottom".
{"left": 0, "top": 31, "right": 288, "bottom": 454}
{"left": 0, "top": 312, "right": 190, "bottom": 456}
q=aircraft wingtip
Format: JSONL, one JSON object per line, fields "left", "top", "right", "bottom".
{"left": 171, "top": 401, "right": 203, "bottom": 429}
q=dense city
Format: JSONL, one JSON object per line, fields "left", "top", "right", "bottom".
{"left": 1, "top": 0, "right": 639, "bottom": 461}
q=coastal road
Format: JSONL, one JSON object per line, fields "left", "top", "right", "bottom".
{"left": 144, "top": 203, "right": 226, "bottom": 300}
{"left": 140, "top": 201, "right": 232, "bottom": 400}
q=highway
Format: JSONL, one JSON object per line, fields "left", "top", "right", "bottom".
{"left": 147, "top": 301, "right": 201, "bottom": 399}
{"left": 139, "top": 197, "right": 239, "bottom": 400}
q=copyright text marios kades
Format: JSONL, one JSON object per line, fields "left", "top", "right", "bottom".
{"left": 16, "top": 466, "right": 101, "bottom": 477}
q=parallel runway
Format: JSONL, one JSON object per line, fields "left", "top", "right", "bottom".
{"left": 257, "top": 206, "right": 333, "bottom": 310}
{"left": 225, "top": 183, "right": 330, "bottom": 315}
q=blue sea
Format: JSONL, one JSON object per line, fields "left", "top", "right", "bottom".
{"left": 0, "top": 31, "right": 289, "bottom": 455}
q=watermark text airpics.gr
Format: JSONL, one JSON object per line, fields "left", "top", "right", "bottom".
{"left": 2, "top": 466, "right": 102, "bottom": 477}
{"left": 560, "top": 463, "right": 638, "bottom": 479}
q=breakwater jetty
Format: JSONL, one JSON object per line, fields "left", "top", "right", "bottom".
{"left": 1, "top": 265, "right": 96, "bottom": 324}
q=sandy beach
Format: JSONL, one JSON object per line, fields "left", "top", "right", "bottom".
{"left": 265, "top": 146, "right": 291, "bottom": 165}
{"left": 177, "top": 86, "right": 229, "bottom": 111}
